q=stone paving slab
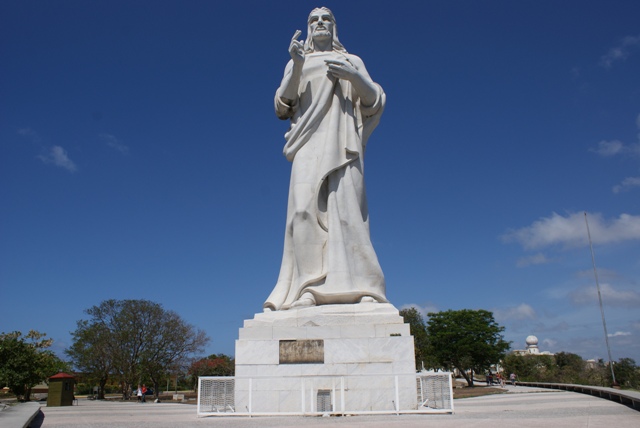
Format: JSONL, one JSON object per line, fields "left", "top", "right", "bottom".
{"left": 0, "top": 401, "right": 41, "bottom": 428}
{"left": 30, "top": 387, "right": 640, "bottom": 428}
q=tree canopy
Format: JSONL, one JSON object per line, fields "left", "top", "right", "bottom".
{"left": 502, "top": 353, "right": 639, "bottom": 388}
{"left": 399, "top": 307, "right": 433, "bottom": 370}
{"left": 0, "top": 330, "right": 69, "bottom": 400}
{"left": 66, "top": 299, "right": 209, "bottom": 399}
{"left": 426, "top": 309, "right": 510, "bottom": 386}
{"left": 612, "top": 358, "right": 640, "bottom": 389}
{"left": 187, "top": 353, "right": 235, "bottom": 389}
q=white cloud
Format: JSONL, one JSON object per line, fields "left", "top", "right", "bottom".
{"left": 542, "top": 338, "right": 557, "bottom": 347}
{"left": 494, "top": 303, "right": 536, "bottom": 321}
{"left": 600, "top": 34, "right": 640, "bottom": 68}
{"left": 591, "top": 140, "right": 625, "bottom": 156}
{"left": 569, "top": 283, "right": 640, "bottom": 308}
{"left": 502, "top": 212, "right": 640, "bottom": 250}
{"left": 18, "top": 128, "right": 41, "bottom": 143}
{"left": 38, "top": 145, "right": 77, "bottom": 172}
{"left": 99, "top": 133, "right": 129, "bottom": 154}
{"left": 399, "top": 302, "right": 439, "bottom": 320}
{"left": 534, "top": 320, "right": 571, "bottom": 332}
{"left": 591, "top": 116, "right": 640, "bottom": 193}
{"left": 613, "top": 176, "right": 640, "bottom": 193}
{"left": 591, "top": 140, "right": 640, "bottom": 157}
{"left": 575, "top": 268, "right": 622, "bottom": 283}
{"left": 608, "top": 331, "right": 631, "bottom": 337}
{"left": 516, "top": 253, "right": 550, "bottom": 267}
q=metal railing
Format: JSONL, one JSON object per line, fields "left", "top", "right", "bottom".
{"left": 516, "top": 381, "right": 640, "bottom": 411}
{"left": 197, "top": 372, "right": 454, "bottom": 417}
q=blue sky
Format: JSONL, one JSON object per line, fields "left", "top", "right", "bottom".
{"left": 2, "top": 0, "right": 639, "bottom": 364}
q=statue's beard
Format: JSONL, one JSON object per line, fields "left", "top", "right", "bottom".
{"left": 313, "top": 29, "right": 332, "bottom": 39}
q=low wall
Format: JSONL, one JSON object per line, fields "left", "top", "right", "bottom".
{"left": 516, "top": 381, "right": 640, "bottom": 411}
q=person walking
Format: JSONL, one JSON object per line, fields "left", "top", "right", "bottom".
{"left": 136, "top": 385, "right": 143, "bottom": 403}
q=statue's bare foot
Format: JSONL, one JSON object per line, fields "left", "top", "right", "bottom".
{"left": 291, "top": 292, "right": 316, "bottom": 308}
{"left": 263, "top": 307, "right": 273, "bottom": 312}
{"left": 359, "top": 296, "right": 377, "bottom": 303}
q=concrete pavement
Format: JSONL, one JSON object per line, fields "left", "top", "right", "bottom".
{"left": 22, "top": 386, "right": 640, "bottom": 427}
{"left": 0, "top": 401, "right": 41, "bottom": 428}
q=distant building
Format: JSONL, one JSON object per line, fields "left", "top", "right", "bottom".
{"left": 512, "top": 335, "right": 554, "bottom": 356}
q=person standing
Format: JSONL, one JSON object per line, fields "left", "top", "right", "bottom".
{"left": 141, "top": 384, "right": 147, "bottom": 403}
{"left": 136, "top": 384, "right": 143, "bottom": 403}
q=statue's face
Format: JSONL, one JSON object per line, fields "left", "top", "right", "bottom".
{"left": 308, "top": 9, "right": 334, "bottom": 41}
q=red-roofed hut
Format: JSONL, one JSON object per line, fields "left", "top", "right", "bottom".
{"left": 47, "top": 372, "right": 75, "bottom": 407}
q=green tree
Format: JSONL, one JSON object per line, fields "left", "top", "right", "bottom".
{"left": 67, "top": 299, "right": 209, "bottom": 400}
{"left": 187, "top": 354, "right": 235, "bottom": 390}
{"left": 426, "top": 309, "right": 510, "bottom": 387}
{"left": 611, "top": 358, "right": 640, "bottom": 389}
{"left": 65, "top": 321, "right": 112, "bottom": 399}
{"left": 399, "top": 307, "right": 433, "bottom": 370}
{"left": 0, "top": 330, "right": 69, "bottom": 401}
{"left": 502, "top": 353, "right": 556, "bottom": 382}
{"left": 139, "top": 307, "right": 210, "bottom": 398}
{"left": 554, "top": 352, "right": 585, "bottom": 384}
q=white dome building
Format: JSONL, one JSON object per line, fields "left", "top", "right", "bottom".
{"left": 525, "top": 335, "right": 540, "bottom": 354}
{"left": 512, "top": 335, "right": 554, "bottom": 356}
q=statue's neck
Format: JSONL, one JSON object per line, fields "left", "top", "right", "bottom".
{"left": 312, "top": 37, "right": 332, "bottom": 52}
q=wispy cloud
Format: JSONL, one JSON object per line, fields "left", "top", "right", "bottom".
{"left": 575, "top": 268, "right": 622, "bottom": 282}
{"left": 613, "top": 176, "right": 640, "bottom": 193}
{"left": 494, "top": 303, "right": 536, "bottom": 321}
{"left": 591, "top": 115, "right": 640, "bottom": 193}
{"left": 608, "top": 331, "right": 631, "bottom": 337}
{"left": 502, "top": 212, "right": 640, "bottom": 250}
{"left": 591, "top": 140, "right": 640, "bottom": 157}
{"left": 516, "top": 253, "right": 551, "bottom": 267}
{"left": 533, "top": 321, "right": 571, "bottom": 332}
{"left": 99, "top": 133, "right": 129, "bottom": 154}
{"left": 542, "top": 338, "right": 557, "bottom": 347}
{"left": 399, "top": 302, "right": 439, "bottom": 320}
{"left": 599, "top": 34, "right": 640, "bottom": 69}
{"left": 569, "top": 283, "right": 640, "bottom": 308}
{"left": 38, "top": 145, "right": 77, "bottom": 173}
{"left": 18, "top": 128, "right": 42, "bottom": 143}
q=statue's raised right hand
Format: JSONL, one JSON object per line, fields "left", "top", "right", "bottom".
{"left": 289, "top": 30, "right": 304, "bottom": 65}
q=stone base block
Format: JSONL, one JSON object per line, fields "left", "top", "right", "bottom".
{"left": 234, "top": 303, "right": 417, "bottom": 413}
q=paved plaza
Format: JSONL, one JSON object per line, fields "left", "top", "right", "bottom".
{"left": 19, "top": 386, "right": 639, "bottom": 428}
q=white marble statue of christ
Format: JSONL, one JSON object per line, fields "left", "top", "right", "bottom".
{"left": 264, "top": 7, "right": 387, "bottom": 311}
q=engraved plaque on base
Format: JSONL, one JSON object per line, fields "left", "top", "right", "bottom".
{"left": 279, "top": 339, "right": 324, "bottom": 364}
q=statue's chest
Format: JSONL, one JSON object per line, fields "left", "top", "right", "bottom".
{"left": 302, "top": 53, "right": 342, "bottom": 80}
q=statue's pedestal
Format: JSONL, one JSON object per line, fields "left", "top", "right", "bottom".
{"left": 234, "top": 303, "right": 417, "bottom": 413}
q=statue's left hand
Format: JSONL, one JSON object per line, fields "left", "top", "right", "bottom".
{"left": 325, "top": 59, "right": 359, "bottom": 82}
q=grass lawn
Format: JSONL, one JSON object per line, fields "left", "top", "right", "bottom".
{"left": 453, "top": 386, "right": 508, "bottom": 399}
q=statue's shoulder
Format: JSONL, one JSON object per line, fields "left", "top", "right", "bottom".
{"left": 343, "top": 53, "right": 366, "bottom": 68}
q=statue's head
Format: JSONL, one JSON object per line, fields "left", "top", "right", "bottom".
{"left": 305, "top": 7, "right": 347, "bottom": 53}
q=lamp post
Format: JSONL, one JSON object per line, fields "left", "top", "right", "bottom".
{"left": 584, "top": 212, "right": 616, "bottom": 386}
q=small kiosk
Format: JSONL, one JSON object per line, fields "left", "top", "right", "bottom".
{"left": 47, "top": 372, "right": 75, "bottom": 406}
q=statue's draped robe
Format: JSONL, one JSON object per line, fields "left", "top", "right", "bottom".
{"left": 264, "top": 51, "right": 387, "bottom": 311}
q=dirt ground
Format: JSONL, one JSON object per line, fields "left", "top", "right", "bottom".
{"left": 452, "top": 386, "right": 507, "bottom": 399}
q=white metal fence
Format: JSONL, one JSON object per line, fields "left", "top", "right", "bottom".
{"left": 197, "top": 372, "right": 453, "bottom": 417}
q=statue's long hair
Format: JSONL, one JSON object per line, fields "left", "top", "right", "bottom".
{"left": 304, "top": 7, "right": 347, "bottom": 53}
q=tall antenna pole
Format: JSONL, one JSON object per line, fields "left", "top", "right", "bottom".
{"left": 584, "top": 212, "right": 616, "bottom": 385}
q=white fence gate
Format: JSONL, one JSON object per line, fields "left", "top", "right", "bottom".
{"left": 197, "top": 372, "right": 453, "bottom": 417}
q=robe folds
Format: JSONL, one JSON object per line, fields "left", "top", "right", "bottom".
{"left": 264, "top": 51, "right": 387, "bottom": 311}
